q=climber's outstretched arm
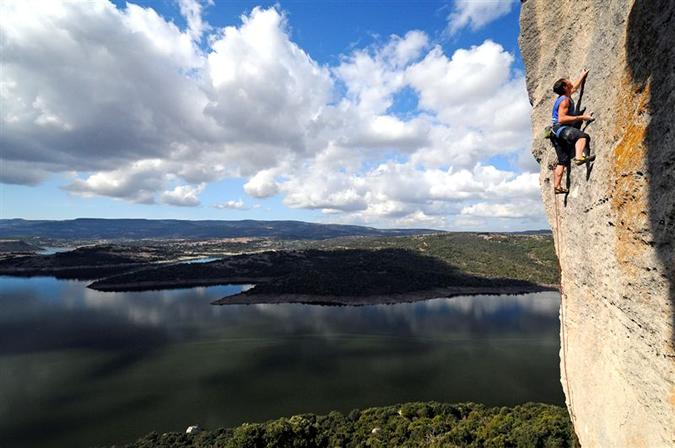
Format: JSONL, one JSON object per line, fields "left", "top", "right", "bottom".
{"left": 571, "top": 69, "right": 589, "bottom": 93}
{"left": 558, "top": 98, "right": 592, "bottom": 125}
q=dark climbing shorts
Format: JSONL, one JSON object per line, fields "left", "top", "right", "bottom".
{"left": 551, "top": 126, "right": 590, "bottom": 165}
{"left": 558, "top": 126, "right": 590, "bottom": 147}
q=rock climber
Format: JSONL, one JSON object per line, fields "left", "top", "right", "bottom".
{"left": 551, "top": 69, "right": 595, "bottom": 194}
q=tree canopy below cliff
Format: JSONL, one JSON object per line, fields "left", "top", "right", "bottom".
{"left": 116, "top": 402, "right": 578, "bottom": 448}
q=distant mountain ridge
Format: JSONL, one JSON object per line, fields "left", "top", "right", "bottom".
{"left": 0, "top": 218, "right": 440, "bottom": 240}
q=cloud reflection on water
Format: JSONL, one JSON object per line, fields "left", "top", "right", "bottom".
{"left": 1, "top": 277, "right": 560, "bottom": 348}
{"left": 0, "top": 277, "right": 563, "bottom": 448}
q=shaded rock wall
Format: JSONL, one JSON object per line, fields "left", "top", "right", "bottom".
{"left": 519, "top": 1, "right": 674, "bottom": 446}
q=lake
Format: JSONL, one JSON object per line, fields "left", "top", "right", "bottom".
{"left": 0, "top": 277, "right": 564, "bottom": 447}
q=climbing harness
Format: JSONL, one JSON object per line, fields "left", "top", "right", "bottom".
{"left": 552, "top": 191, "right": 578, "bottom": 426}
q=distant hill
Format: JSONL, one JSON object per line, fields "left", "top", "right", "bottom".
{"left": 0, "top": 218, "right": 439, "bottom": 240}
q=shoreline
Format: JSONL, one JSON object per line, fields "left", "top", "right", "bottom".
{"left": 212, "top": 284, "right": 558, "bottom": 306}
{"left": 87, "top": 278, "right": 558, "bottom": 305}
{"left": 87, "top": 277, "right": 268, "bottom": 292}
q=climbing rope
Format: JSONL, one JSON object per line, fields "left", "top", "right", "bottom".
{"left": 552, "top": 188, "right": 578, "bottom": 426}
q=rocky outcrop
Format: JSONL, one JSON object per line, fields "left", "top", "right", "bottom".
{"left": 519, "top": 1, "right": 674, "bottom": 446}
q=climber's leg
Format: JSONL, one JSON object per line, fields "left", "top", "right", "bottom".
{"left": 574, "top": 137, "right": 587, "bottom": 160}
{"left": 560, "top": 127, "right": 595, "bottom": 165}
{"left": 553, "top": 164, "right": 567, "bottom": 193}
{"left": 554, "top": 164, "right": 564, "bottom": 188}
{"left": 551, "top": 137, "right": 570, "bottom": 193}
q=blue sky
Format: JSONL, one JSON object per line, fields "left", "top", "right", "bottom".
{"left": 1, "top": 0, "right": 545, "bottom": 230}
{"left": 119, "top": 0, "right": 524, "bottom": 64}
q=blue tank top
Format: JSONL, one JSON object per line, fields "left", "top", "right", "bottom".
{"left": 551, "top": 95, "right": 575, "bottom": 137}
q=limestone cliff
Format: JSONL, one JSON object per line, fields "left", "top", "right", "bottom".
{"left": 519, "top": 1, "right": 674, "bottom": 446}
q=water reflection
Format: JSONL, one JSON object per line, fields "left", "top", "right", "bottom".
{"left": 185, "top": 256, "right": 222, "bottom": 264}
{"left": 0, "top": 277, "right": 563, "bottom": 448}
{"left": 38, "top": 246, "right": 76, "bottom": 255}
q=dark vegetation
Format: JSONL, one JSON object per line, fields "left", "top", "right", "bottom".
{"left": 0, "top": 245, "right": 171, "bottom": 279}
{"left": 88, "top": 247, "right": 548, "bottom": 296}
{"left": 115, "top": 402, "right": 578, "bottom": 448}
{"left": 0, "top": 233, "right": 559, "bottom": 293}
{"left": 249, "top": 249, "right": 540, "bottom": 297}
{"left": 88, "top": 250, "right": 303, "bottom": 290}
{"left": 287, "top": 233, "right": 559, "bottom": 285}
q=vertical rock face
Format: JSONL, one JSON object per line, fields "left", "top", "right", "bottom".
{"left": 519, "top": 1, "right": 674, "bottom": 446}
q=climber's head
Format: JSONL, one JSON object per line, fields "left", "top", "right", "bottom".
{"left": 553, "top": 78, "right": 573, "bottom": 96}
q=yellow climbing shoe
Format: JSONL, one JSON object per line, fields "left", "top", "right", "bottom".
{"left": 574, "top": 154, "right": 596, "bottom": 165}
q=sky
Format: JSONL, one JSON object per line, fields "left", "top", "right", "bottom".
{"left": 0, "top": 0, "right": 547, "bottom": 231}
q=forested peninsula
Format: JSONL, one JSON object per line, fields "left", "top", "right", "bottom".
{"left": 0, "top": 233, "right": 558, "bottom": 305}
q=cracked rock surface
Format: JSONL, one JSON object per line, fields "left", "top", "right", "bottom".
{"left": 519, "top": 1, "right": 674, "bottom": 446}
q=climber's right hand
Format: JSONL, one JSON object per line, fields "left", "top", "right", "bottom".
{"left": 580, "top": 113, "right": 594, "bottom": 122}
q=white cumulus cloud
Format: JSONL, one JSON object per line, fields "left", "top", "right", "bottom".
{"left": 0, "top": 1, "right": 542, "bottom": 229}
{"left": 65, "top": 160, "right": 168, "bottom": 204}
{"left": 447, "top": 0, "right": 518, "bottom": 35}
{"left": 161, "top": 183, "right": 206, "bottom": 207}
{"left": 178, "top": 0, "right": 212, "bottom": 41}
{"left": 461, "top": 201, "right": 543, "bottom": 219}
{"left": 213, "top": 199, "right": 248, "bottom": 210}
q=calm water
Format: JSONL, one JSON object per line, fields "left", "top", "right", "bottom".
{"left": 38, "top": 246, "right": 76, "bottom": 255}
{"left": 0, "top": 277, "right": 563, "bottom": 448}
